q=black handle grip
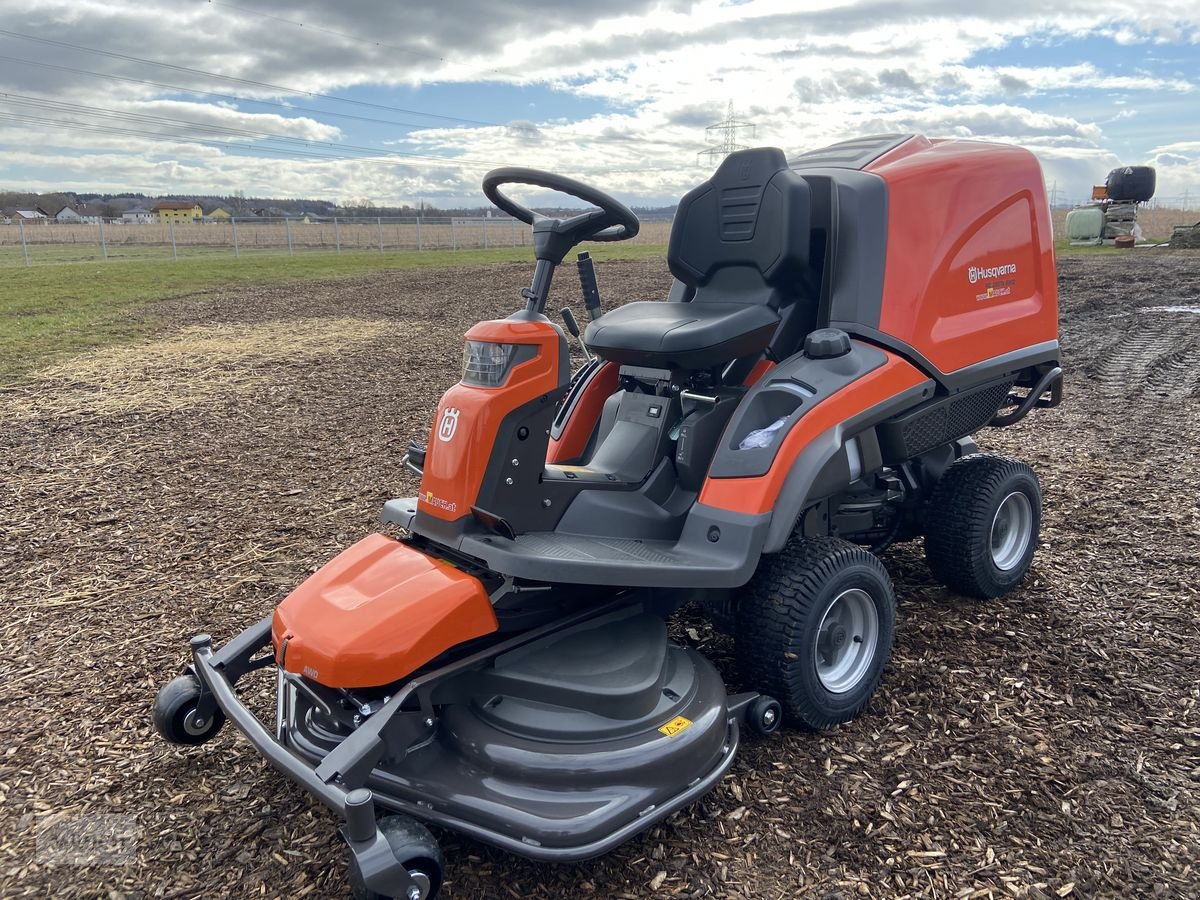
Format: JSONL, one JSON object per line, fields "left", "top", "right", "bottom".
{"left": 560, "top": 306, "right": 581, "bottom": 339}
{"left": 576, "top": 251, "right": 603, "bottom": 320}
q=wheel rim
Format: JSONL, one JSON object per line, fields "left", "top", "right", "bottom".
{"left": 814, "top": 588, "right": 879, "bottom": 694}
{"left": 407, "top": 870, "right": 432, "bottom": 900}
{"left": 990, "top": 491, "right": 1033, "bottom": 571}
{"left": 181, "top": 708, "right": 210, "bottom": 736}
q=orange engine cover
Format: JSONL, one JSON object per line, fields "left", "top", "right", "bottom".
{"left": 271, "top": 533, "right": 498, "bottom": 689}
{"left": 866, "top": 136, "right": 1058, "bottom": 375}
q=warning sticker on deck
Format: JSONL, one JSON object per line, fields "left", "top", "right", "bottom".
{"left": 658, "top": 715, "right": 693, "bottom": 737}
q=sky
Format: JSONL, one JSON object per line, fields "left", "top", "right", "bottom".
{"left": 0, "top": 0, "right": 1197, "bottom": 209}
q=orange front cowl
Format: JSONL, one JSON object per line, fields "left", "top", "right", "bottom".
{"left": 271, "top": 533, "right": 497, "bottom": 689}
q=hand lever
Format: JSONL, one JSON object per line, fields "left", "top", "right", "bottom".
{"left": 560, "top": 307, "right": 593, "bottom": 361}
{"left": 576, "top": 251, "right": 603, "bottom": 320}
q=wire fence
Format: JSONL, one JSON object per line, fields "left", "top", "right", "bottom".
{"left": 0, "top": 216, "right": 675, "bottom": 268}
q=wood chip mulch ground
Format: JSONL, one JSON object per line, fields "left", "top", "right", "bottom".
{"left": 2, "top": 253, "right": 1198, "bottom": 899}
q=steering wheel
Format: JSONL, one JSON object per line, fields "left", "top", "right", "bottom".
{"left": 482, "top": 167, "right": 639, "bottom": 263}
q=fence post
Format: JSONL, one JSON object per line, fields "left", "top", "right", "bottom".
{"left": 378, "top": 216, "right": 384, "bottom": 253}
{"left": 99, "top": 219, "right": 108, "bottom": 261}
{"left": 18, "top": 218, "right": 29, "bottom": 267}
{"left": 451, "top": 219, "right": 457, "bottom": 251}
{"left": 170, "top": 220, "right": 177, "bottom": 261}
{"left": 334, "top": 217, "right": 341, "bottom": 254}
{"left": 286, "top": 218, "right": 294, "bottom": 256}
{"left": 417, "top": 216, "right": 422, "bottom": 251}
{"left": 484, "top": 218, "right": 489, "bottom": 250}
{"left": 232, "top": 218, "right": 240, "bottom": 258}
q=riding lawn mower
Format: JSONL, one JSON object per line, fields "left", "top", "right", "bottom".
{"left": 154, "top": 133, "right": 1062, "bottom": 899}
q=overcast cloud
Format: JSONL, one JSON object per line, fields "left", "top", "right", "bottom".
{"left": 0, "top": 0, "right": 1197, "bottom": 206}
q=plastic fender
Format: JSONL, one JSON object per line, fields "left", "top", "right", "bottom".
{"left": 547, "top": 361, "right": 619, "bottom": 463}
{"left": 699, "top": 354, "right": 931, "bottom": 551}
{"left": 272, "top": 534, "right": 497, "bottom": 689}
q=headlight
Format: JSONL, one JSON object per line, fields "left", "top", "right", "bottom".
{"left": 462, "top": 340, "right": 517, "bottom": 387}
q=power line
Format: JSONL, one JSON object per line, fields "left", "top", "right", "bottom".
{"left": 0, "top": 28, "right": 498, "bottom": 127}
{"left": 0, "top": 54, "right": 472, "bottom": 135}
{"left": 0, "top": 91, "right": 510, "bottom": 168}
{"left": 203, "top": 0, "right": 447, "bottom": 65}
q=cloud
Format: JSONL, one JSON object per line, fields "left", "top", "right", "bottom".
{"left": 0, "top": 0, "right": 1197, "bottom": 205}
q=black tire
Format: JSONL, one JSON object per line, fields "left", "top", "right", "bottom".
{"left": 924, "top": 453, "right": 1041, "bottom": 599}
{"left": 735, "top": 537, "right": 896, "bottom": 730}
{"left": 348, "top": 815, "right": 444, "bottom": 900}
{"left": 152, "top": 675, "right": 225, "bottom": 745}
{"left": 1105, "top": 166, "right": 1156, "bottom": 202}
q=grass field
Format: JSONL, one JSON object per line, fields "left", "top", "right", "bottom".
{"left": 0, "top": 243, "right": 667, "bottom": 382}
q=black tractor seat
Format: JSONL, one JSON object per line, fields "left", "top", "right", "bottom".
{"left": 585, "top": 299, "right": 779, "bottom": 370}
{"left": 584, "top": 146, "right": 813, "bottom": 372}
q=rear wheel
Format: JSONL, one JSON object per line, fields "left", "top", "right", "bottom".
{"left": 924, "top": 453, "right": 1041, "bottom": 598}
{"left": 735, "top": 537, "right": 896, "bottom": 729}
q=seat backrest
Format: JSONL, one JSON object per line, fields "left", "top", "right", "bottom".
{"left": 667, "top": 147, "right": 812, "bottom": 307}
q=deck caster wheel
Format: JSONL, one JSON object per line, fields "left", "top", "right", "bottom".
{"left": 736, "top": 537, "right": 896, "bottom": 730}
{"left": 152, "top": 675, "right": 225, "bottom": 745}
{"left": 924, "top": 453, "right": 1041, "bottom": 599}
{"left": 348, "top": 815, "right": 444, "bottom": 900}
{"left": 747, "top": 696, "right": 782, "bottom": 737}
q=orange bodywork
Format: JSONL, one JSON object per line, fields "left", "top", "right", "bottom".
{"left": 742, "top": 358, "right": 775, "bottom": 387}
{"left": 865, "top": 138, "right": 1058, "bottom": 375}
{"left": 272, "top": 533, "right": 497, "bottom": 689}
{"left": 418, "top": 318, "right": 565, "bottom": 521}
{"left": 699, "top": 353, "right": 929, "bottom": 515}
{"left": 546, "top": 361, "right": 619, "bottom": 463}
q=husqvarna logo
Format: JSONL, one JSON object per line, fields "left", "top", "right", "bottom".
{"left": 438, "top": 407, "right": 460, "bottom": 442}
{"left": 968, "top": 262, "right": 1017, "bottom": 284}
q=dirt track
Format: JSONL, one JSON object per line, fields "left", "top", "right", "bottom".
{"left": 2, "top": 253, "right": 1199, "bottom": 899}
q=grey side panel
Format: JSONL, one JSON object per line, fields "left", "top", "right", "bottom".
{"left": 380, "top": 497, "right": 419, "bottom": 529}
{"left": 455, "top": 504, "right": 769, "bottom": 588}
{"left": 797, "top": 169, "right": 889, "bottom": 331}
{"left": 708, "top": 340, "right": 888, "bottom": 479}
{"left": 788, "top": 134, "right": 915, "bottom": 170}
{"left": 762, "top": 379, "right": 934, "bottom": 553}
{"left": 832, "top": 328, "right": 1061, "bottom": 392}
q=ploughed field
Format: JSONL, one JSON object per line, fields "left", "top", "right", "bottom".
{"left": 2, "top": 253, "right": 1198, "bottom": 899}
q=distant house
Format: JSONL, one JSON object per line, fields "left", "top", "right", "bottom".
{"left": 0, "top": 211, "right": 10, "bottom": 225}
{"left": 54, "top": 206, "right": 83, "bottom": 223}
{"left": 13, "top": 209, "right": 47, "bottom": 223}
{"left": 205, "top": 206, "right": 232, "bottom": 221}
{"left": 76, "top": 205, "right": 106, "bottom": 225}
{"left": 152, "top": 200, "right": 203, "bottom": 224}
{"left": 122, "top": 207, "right": 154, "bottom": 225}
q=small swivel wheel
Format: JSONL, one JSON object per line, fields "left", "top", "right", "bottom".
{"left": 153, "top": 674, "right": 225, "bottom": 745}
{"left": 348, "top": 815, "right": 444, "bottom": 900}
{"left": 746, "top": 696, "right": 782, "bottom": 737}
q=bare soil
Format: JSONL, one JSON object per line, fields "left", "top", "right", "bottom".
{"left": 2, "top": 252, "right": 1199, "bottom": 899}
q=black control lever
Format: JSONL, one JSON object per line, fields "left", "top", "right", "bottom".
{"left": 559, "top": 307, "right": 593, "bottom": 361}
{"left": 576, "top": 251, "right": 603, "bottom": 320}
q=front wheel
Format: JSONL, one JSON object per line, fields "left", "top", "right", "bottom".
{"left": 924, "top": 453, "right": 1041, "bottom": 599}
{"left": 735, "top": 537, "right": 896, "bottom": 729}
{"left": 348, "top": 815, "right": 444, "bottom": 900}
{"left": 152, "top": 674, "right": 225, "bottom": 745}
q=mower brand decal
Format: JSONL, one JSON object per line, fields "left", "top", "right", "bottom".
{"left": 968, "top": 261, "right": 1018, "bottom": 302}
{"left": 968, "top": 262, "right": 1017, "bottom": 284}
{"left": 437, "top": 407, "right": 461, "bottom": 442}
{"left": 422, "top": 491, "right": 458, "bottom": 514}
{"left": 658, "top": 715, "right": 693, "bottom": 737}
{"left": 302, "top": 665, "right": 319, "bottom": 679}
